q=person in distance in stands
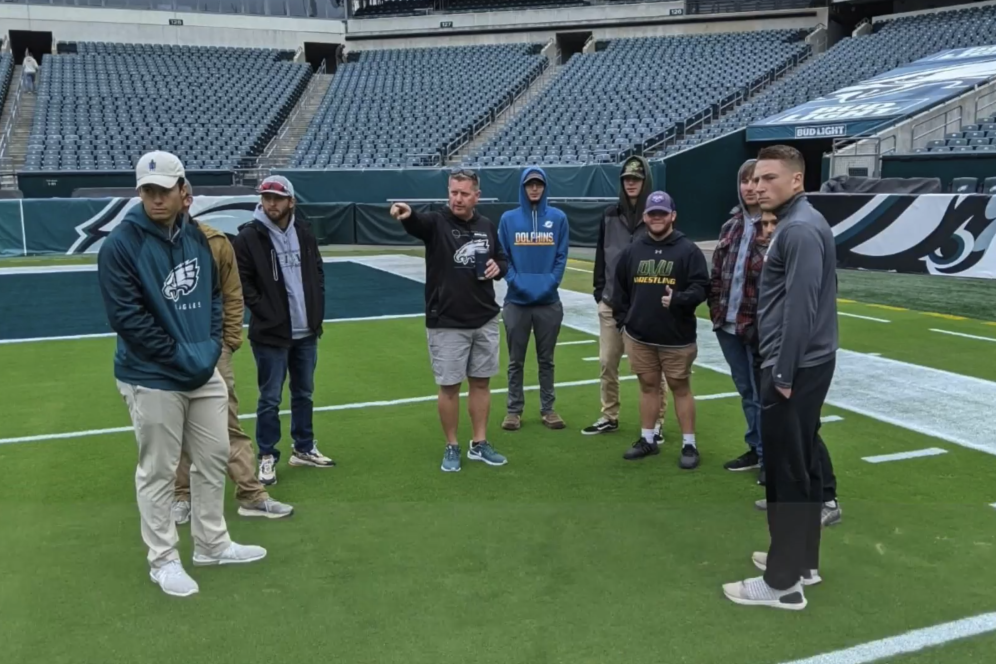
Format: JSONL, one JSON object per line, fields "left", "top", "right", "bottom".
{"left": 390, "top": 168, "right": 510, "bottom": 473}
{"left": 610, "top": 191, "right": 710, "bottom": 469}
{"left": 233, "top": 175, "right": 333, "bottom": 488}
{"left": 584, "top": 156, "right": 669, "bottom": 440}
{"left": 97, "top": 151, "right": 266, "bottom": 598}
{"left": 497, "top": 167, "right": 570, "bottom": 432}
{"left": 709, "top": 158, "right": 767, "bottom": 485}
{"left": 723, "top": 144, "right": 839, "bottom": 611}
{"left": 172, "top": 182, "right": 294, "bottom": 522}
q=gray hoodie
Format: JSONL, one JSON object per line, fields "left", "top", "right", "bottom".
{"left": 757, "top": 193, "right": 838, "bottom": 388}
{"left": 255, "top": 206, "right": 311, "bottom": 340}
{"left": 724, "top": 158, "right": 760, "bottom": 331}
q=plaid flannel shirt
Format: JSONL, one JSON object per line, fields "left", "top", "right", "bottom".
{"left": 708, "top": 209, "right": 767, "bottom": 341}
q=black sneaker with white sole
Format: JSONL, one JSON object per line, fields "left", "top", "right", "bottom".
{"left": 679, "top": 445, "right": 700, "bottom": 470}
{"left": 623, "top": 438, "right": 659, "bottom": 460}
{"left": 724, "top": 450, "right": 760, "bottom": 472}
{"left": 582, "top": 418, "right": 619, "bottom": 435}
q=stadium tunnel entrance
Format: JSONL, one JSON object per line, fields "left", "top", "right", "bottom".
{"left": 304, "top": 42, "right": 343, "bottom": 73}
{"left": 747, "top": 137, "right": 833, "bottom": 191}
{"left": 556, "top": 31, "right": 590, "bottom": 63}
{"left": 9, "top": 30, "right": 52, "bottom": 66}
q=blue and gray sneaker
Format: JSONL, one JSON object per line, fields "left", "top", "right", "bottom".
{"left": 467, "top": 440, "right": 507, "bottom": 466}
{"left": 441, "top": 444, "right": 462, "bottom": 473}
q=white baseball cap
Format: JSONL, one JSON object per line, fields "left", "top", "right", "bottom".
{"left": 135, "top": 151, "right": 185, "bottom": 190}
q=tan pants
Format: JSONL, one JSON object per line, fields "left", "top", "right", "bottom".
{"left": 598, "top": 301, "right": 668, "bottom": 423}
{"left": 175, "top": 347, "right": 268, "bottom": 506}
{"left": 117, "top": 369, "right": 232, "bottom": 569}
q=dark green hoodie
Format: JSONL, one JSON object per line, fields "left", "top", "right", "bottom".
{"left": 593, "top": 155, "right": 654, "bottom": 305}
{"left": 97, "top": 204, "right": 223, "bottom": 392}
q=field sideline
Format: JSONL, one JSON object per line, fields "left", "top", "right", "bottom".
{"left": 1, "top": 254, "right": 994, "bottom": 664}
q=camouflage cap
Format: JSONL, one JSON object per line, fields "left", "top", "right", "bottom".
{"left": 621, "top": 158, "right": 645, "bottom": 180}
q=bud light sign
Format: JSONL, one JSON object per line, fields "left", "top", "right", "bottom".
{"left": 795, "top": 125, "right": 847, "bottom": 138}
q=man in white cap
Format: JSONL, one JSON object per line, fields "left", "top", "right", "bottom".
{"left": 233, "top": 175, "right": 330, "bottom": 487}
{"left": 97, "top": 151, "right": 267, "bottom": 598}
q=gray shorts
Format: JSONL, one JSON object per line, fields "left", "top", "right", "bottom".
{"left": 426, "top": 316, "right": 501, "bottom": 386}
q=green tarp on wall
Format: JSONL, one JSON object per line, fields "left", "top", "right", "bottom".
{"left": 18, "top": 170, "right": 237, "bottom": 200}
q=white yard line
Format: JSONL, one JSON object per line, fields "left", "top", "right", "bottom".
{"left": 0, "top": 379, "right": 737, "bottom": 446}
{"left": 583, "top": 354, "right": 625, "bottom": 361}
{"left": 862, "top": 448, "right": 948, "bottom": 464}
{"left": 556, "top": 340, "right": 596, "bottom": 346}
{"left": 0, "top": 313, "right": 426, "bottom": 345}
{"left": 930, "top": 328, "right": 996, "bottom": 343}
{"left": 821, "top": 415, "right": 844, "bottom": 424}
{"left": 778, "top": 611, "right": 996, "bottom": 664}
{"left": 839, "top": 312, "right": 891, "bottom": 323}
{"left": 565, "top": 266, "right": 592, "bottom": 273}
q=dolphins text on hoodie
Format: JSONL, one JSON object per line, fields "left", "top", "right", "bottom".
{"left": 497, "top": 167, "right": 569, "bottom": 306}
{"left": 97, "top": 205, "right": 223, "bottom": 392}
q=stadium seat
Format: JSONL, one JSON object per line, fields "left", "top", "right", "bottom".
{"left": 24, "top": 42, "right": 310, "bottom": 173}
{"left": 951, "top": 177, "right": 979, "bottom": 193}
{"left": 292, "top": 44, "right": 546, "bottom": 169}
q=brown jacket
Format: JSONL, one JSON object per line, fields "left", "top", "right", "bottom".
{"left": 194, "top": 219, "right": 244, "bottom": 351}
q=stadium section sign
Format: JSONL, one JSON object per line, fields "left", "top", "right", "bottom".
{"left": 748, "top": 46, "right": 996, "bottom": 141}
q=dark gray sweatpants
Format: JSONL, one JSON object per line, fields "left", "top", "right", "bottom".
{"left": 503, "top": 301, "right": 564, "bottom": 415}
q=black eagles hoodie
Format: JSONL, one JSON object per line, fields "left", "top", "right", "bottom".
{"left": 401, "top": 207, "right": 508, "bottom": 329}
{"left": 611, "top": 229, "right": 710, "bottom": 347}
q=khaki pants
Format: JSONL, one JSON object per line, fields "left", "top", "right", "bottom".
{"left": 598, "top": 301, "right": 668, "bottom": 423}
{"left": 175, "top": 347, "right": 268, "bottom": 506}
{"left": 117, "top": 369, "right": 232, "bottom": 569}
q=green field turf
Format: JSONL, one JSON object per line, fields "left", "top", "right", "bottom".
{"left": 1, "top": 256, "right": 995, "bottom": 664}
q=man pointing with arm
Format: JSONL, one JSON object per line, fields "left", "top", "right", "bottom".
{"left": 390, "top": 169, "right": 509, "bottom": 473}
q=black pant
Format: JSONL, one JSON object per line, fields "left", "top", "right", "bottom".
{"left": 759, "top": 359, "right": 836, "bottom": 590}
{"left": 752, "top": 352, "right": 836, "bottom": 501}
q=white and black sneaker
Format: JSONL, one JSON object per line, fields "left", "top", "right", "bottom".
{"left": 258, "top": 455, "right": 277, "bottom": 486}
{"left": 751, "top": 551, "right": 822, "bottom": 586}
{"left": 722, "top": 576, "right": 807, "bottom": 611}
{"left": 582, "top": 418, "right": 619, "bottom": 435}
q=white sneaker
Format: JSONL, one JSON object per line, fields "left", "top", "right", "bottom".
{"left": 258, "top": 455, "right": 277, "bottom": 486}
{"left": 172, "top": 500, "right": 191, "bottom": 525}
{"left": 238, "top": 498, "right": 294, "bottom": 519}
{"left": 751, "top": 551, "right": 822, "bottom": 586}
{"left": 150, "top": 560, "right": 199, "bottom": 597}
{"left": 192, "top": 542, "right": 267, "bottom": 567}
{"left": 722, "top": 575, "right": 807, "bottom": 611}
{"left": 289, "top": 445, "right": 336, "bottom": 468}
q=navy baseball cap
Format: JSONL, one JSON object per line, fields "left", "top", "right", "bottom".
{"left": 644, "top": 191, "right": 675, "bottom": 214}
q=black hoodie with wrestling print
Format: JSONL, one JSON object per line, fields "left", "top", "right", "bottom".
{"left": 610, "top": 229, "right": 710, "bottom": 348}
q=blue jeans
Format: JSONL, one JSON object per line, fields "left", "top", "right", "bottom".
{"left": 716, "top": 328, "right": 762, "bottom": 460}
{"left": 251, "top": 335, "right": 318, "bottom": 461}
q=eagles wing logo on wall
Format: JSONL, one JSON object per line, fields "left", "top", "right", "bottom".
{"left": 453, "top": 238, "right": 489, "bottom": 266}
{"left": 163, "top": 258, "right": 200, "bottom": 302}
{"left": 67, "top": 195, "right": 261, "bottom": 255}
{"left": 810, "top": 193, "right": 996, "bottom": 279}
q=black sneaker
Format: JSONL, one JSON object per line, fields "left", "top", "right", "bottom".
{"left": 582, "top": 418, "right": 619, "bottom": 435}
{"left": 623, "top": 438, "right": 659, "bottom": 460}
{"left": 724, "top": 450, "right": 760, "bottom": 472}
{"left": 679, "top": 444, "right": 700, "bottom": 470}
{"left": 757, "top": 465, "right": 766, "bottom": 486}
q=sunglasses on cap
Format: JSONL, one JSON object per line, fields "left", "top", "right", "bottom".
{"left": 449, "top": 168, "right": 479, "bottom": 182}
{"left": 259, "top": 181, "right": 292, "bottom": 195}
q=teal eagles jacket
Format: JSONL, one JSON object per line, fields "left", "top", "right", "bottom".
{"left": 97, "top": 205, "right": 223, "bottom": 392}
{"left": 497, "top": 166, "right": 570, "bottom": 306}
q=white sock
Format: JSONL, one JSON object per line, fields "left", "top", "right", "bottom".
{"left": 642, "top": 428, "right": 656, "bottom": 444}
{"left": 682, "top": 434, "right": 697, "bottom": 448}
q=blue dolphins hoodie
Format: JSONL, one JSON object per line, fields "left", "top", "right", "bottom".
{"left": 97, "top": 204, "right": 223, "bottom": 392}
{"left": 498, "top": 167, "right": 570, "bottom": 306}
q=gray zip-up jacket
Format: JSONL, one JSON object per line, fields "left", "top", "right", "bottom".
{"left": 757, "top": 193, "right": 838, "bottom": 388}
